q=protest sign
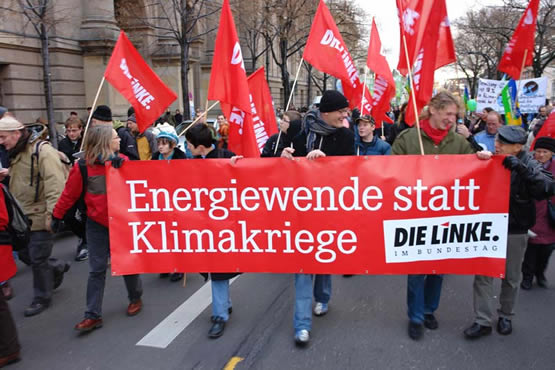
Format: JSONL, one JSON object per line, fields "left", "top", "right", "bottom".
{"left": 107, "top": 156, "right": 510, "bottom": 278}
{"left": 476, "top": 77, "right": 547, "bottom": 114}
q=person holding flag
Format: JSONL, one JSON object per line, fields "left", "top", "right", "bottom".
{"left": 281, "top": 90, "right": 354, "bottom": 346}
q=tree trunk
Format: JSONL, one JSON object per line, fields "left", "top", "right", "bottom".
{"left": 279, "top": 38, "right": 290, "bottom": 109}
{"left": 40, "top": 23, "right": 57, "bottom": 148}
{"left": 306, "top": 64, "right": 312, "bottom": 108}
{"left": 180, "top": 42, "right": 191, "bottom": 120}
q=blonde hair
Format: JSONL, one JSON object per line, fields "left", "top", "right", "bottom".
{"left": 419, "top": 90, "right": 460, "bottom": 120}
{"left": 83, "top": 125, "right": 114, "bottom": 165}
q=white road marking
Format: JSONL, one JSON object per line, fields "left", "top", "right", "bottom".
{"left": 136, "top": 276, "right": 240, "bottom": 349}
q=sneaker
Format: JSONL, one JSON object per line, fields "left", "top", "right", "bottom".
{"left": 75, "top": 248, "right": 89, "bottom": 262}
{"left": 313, "top": 302, "right": 328, "bottom": 316}
{"left": 294, "top": 329, "right": 310, "bottom": 345}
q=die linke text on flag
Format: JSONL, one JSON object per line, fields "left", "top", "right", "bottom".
{"left": 498, "top": 0, "right": 539, "bottom": 80}
{"left": 207, "top": 0, "right": 258, "bottom": 157}
{"left": 302, "top": 0, "right": 362, "bottom": 110}
{"left": 366, "top": 19, "right": 395, "bottom": 127}
{"left": 104, "top": 31, "right": 177, "bottom": 133}
{"left": 247, "top": 67, "right": 278, "bottom": 153}
{"left": 402, "top": 0, "right": 450, "bottom": 125}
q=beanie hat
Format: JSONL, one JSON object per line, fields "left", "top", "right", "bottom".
{"left": 156, "top": 122, "right": 179, "bottom": 144}
{"left": 319, "top": 90, "right": 349, "bottom": 113}
{"left": 127, "top": 114, "right": 137, "bottom": 123}
{"left": 92, "top": 105, "right": 112, "bottom": 122}
{"left": 0, "top": 116, "right": 25, "bottom": 131}
{"left": 0, "top": 106, "right": 6, "bottom": 119}
{"left": 534, "top": 136, "right": 555, "bottom": 153}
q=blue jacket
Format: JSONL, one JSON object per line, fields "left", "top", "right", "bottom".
{"left": 473, "top": 130, "right": 496, "bottom": 152}
{"left": 354, "top": 134, "right": 391, "bottom": 156}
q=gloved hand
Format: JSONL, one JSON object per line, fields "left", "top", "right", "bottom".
{"left": 502, "top": 156, "right": 524, "bottom": 173}
{"left": 111, "top": 155, "right": 124, "bottom": 169}
{"left": 50, "top": 216, "right": 63, "bottom": 234}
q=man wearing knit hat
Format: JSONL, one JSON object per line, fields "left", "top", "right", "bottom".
{"left": 464, "top": 125, "right": 555, "bottom": 339}
{"left": 91, "top": 105, "right": 113, "bottom": 126}
{"left": 281, "top": 90, "right": 354, "bottom": 346}
{"left": 0, "top": 116, "right": 69, "bottom": 317}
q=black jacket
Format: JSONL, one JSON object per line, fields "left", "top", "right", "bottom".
{"left": 116, "top": 127, "right": 139, "bottom": 160}
{"left": 291, "top": 127, "right": 354, "bottom": 157}
{"left": 152, "top": 147, "right": 187, "bottom": 160}
{"left": 508, "top": 151, "right": 555, "bottom": 233}
{"left": 58, "top": 137, "right": 82, "bottom": 165}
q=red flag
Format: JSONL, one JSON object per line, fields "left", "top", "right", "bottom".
{"left": 341, "top": 79, "right": 372, "bottom": 114}
{"left": 530, "top": 111, "right": 555, "bottom": 150}
{"left": 303, "top": 0, "right": 360, "bottom": 98}
{"left": 396, "top": 0, "right": 433, "bottom": 76}
{"left": 435, "top": 10, "right": 456, "bottom": 69}
{"left": 498, "top": 0, "right": 539, "bottom": 80}
{"left": 104, "top": 31, "right": 177, "bottom": 133}
{"left": 247, "top": 67, "right": 278, "bottom": 153}
{"left": 366, "top": 20, "right": 396, "bottom": 127}
{"left": 207, "top": 0, "right": 257, "bottom": 157}
{"left": 404, "top": 0, "right": 445, "bottom": 126}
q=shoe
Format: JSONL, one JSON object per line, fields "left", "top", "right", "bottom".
{"left": 497, "top": 317, "right": 512, "bottom": 335}
{"left": 536, "top": 276, "right": 548, "bottom": 288}
{"left": 0, "top": 351, "right": 20, "bottom": 367}
{"left": 294, "top": 329, "right": 310, "bottom": 346}
{"left": 408, "top": 321, "right": 424, "bottom": 340}
{"left": 170, "top": 273, "right": 184, "bottom": 282}
{"left": 313, "top": 302, "right": 328, "bottom": 316}
{"left": 520, "top": 279, "right": 532, "bottom": 290}
{"left": 423, "top": 313, "right": 438, "bottom": 330}
{"left": 208, "top": 317, "right": 226, "bottom": 338}
{"left": 75, "top": 318, "right": 103, "bottom": 332}
{"left": 75, "top": 248, "right": 88, "bottom": 262}
{"left": 126, "top": 299, "right": 143, "bottom": 316}
{"left": 1, "top": 282, "right": 13, "bottom": 300}
{"left": 342, "top": 275, "right": 353, "bottom": 278}
{"left": 24, "top": 301, "right": 50, "bottom": 317}
{"left": 464, "top": 323, "right": 492, "bottom": 339}
{"left": 53, "top": 262, "right": 71, "bottom": 289}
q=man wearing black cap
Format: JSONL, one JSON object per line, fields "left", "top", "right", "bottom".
{"left": 464, "top": 125, "right": 554, "bottom": 339}
{"left": 91, "top": 105, "right": 113, "bottom": 126}
{"left": 281, "top": 90, "right": 354, "bottom": 346}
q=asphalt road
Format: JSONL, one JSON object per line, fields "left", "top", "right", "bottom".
{"left": 5, "top": 233, "right": 555, "bottom": 370}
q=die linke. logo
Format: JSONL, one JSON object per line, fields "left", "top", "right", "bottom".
{"left": 383, "top": 214, "right": 508, "bottom": 263}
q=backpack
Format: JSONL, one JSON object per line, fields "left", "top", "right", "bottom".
{"left": 30, "top": 140, "right": 71, "bottom": 202}
{"left": 1, "top": 184, "right": 32, "bottom": 252}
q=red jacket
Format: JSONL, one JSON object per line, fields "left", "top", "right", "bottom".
{"left": 53, "top": 157, "right": 127, "bottom": 227}
{"left": 0, "top": 187, "right": 16, "bottom": 282}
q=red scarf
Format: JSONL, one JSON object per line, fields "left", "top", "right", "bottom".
{"left": 421, "top": 119, "right": 449, "bottom": 145}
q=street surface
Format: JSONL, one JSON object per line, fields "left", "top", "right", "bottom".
{"left": 6, "top": 233, "right": 555, "bottom": 370}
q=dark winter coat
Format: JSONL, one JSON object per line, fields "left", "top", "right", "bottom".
{"left": 354, "top": 134, "right": 391, "bottom": 156}
{"left": 116, "top": 126, "right": 139, "bottom": 160}
{"left": 58, "top": 136, "right": 82, "bottom": 165}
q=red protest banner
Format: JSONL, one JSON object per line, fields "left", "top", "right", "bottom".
{"left": 247, "top": 67, "right": 278, "bottom": 153}
{"left": 107, "top": 156, "right": 510, "bottom": 278}
{"left": 104, "top": 31, "right": 177, "bottom": 133}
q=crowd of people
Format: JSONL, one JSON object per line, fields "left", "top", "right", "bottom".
{"left": 0, "top": 89, "right": 553, "bottom": 366}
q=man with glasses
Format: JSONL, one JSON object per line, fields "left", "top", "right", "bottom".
{"left": 281, "top": 90, "right": 354, "bottom": 345}
{"left": 464, "top": 125, "right": 554, "bottom": 339}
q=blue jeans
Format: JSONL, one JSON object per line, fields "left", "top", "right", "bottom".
{"left": 85, "top": 219, "right": 142, "bottom": 319}
{"left": 293, "top": 274, "right": 331, "bottom": 331}
{"left": 407, "top": 274, "right": 443, "bottom": 324}
{"left": 211, "top": 279, "right": 231, "bottom": 321}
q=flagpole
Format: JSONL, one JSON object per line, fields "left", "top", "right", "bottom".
{"left": 179, "top": 101, "right": 219, "bottom": 136}
{"left": 80, "top": 76, "right": 106, "bottom": 151}
{"left": 361, "top": 66, "right": 369, "bottom": 114}
{"left": 401, "top": 34, "right": 425, "bottom": 155}
{"left": 285, "top": 59, "right": 303, "bottom": 112}
{"left": 515, "top": 49, "right": 528, "bottom": 119}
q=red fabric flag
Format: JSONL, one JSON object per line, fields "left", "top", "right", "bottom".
{"left": 303, "top": 0, "right": 360, "bottom": 95}
{"left": 342, "top": 79, "right": 373, "bottom": 115}
{"left": 404, "top": 0, "right": 445, "bottom": 126}
{"left": 396, "top": 0, "right": 433, "bottom": 76}
{"left": 435, "top": 10, "right": 456, "bottom": 70}
{"left": 530, "top": 111, "right": 555, "bottom": 150}
{"left": 207, "top": 0, "right": 257, "bottom": 157}
{"left": 247, "top": 67, "right": 278, "bottom": 153}
{"left": 366, "top": 20, "right": 396, "bottom": 128}
{"left": 498, "top": 0, "right": 539, "bottom": 80}
{"left": 104, "top": 31, "right": 177, "bottom": 133}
